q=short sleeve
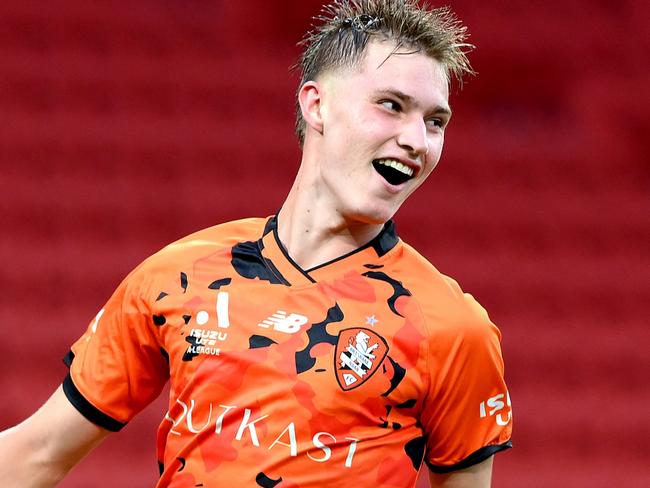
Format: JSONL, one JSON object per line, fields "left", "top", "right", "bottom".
{"left": 421, "top": 288, "right": 512, "bottom": 472}
{"left": 63, "top": 266, "right": 169, "bottom": 431}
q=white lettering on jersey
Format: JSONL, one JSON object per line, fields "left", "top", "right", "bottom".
{"left": 215, "top": 404, "right": 236, "bottom": 434}
{"left": 164, "top": 400, "right": 360, "bottom": 467}
{"left": 235, "top": 408, "right": 269, "bottom": 447}
{"left": 479, "top": 391, "right": 512, "bottom": 426}
{"left": 307, "top": 432, "right": 336, "bottom": 463}
{"left": 196, "top": 310, "right": 210, "bottom": 325}
{"left": 268, "top": 422, "right": 298, "bottom": 456}
{"left": 344, "top": 437, "right": 359, "bottom": 468}
{"left": 189, "top": 328, "right": 228, "bottom": 346}
{"left": 186, "top": 399, "right": 213, "bottom": 434}
{"left": 188, "top": 292, "right": 230, "bottom": 357}
{"left": 217, "top": 291, "right": 230, "bottom": 328}
{"left": 258, "top": 311, "right": 308, "bottom": 334}
{"left": 165, "top": 399, "right": 189, "bottom": 436}
{"left": 187, "top": 328, "right": 226, "bottom": 357}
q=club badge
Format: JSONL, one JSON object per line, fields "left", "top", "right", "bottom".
{"left": 335, "top": 328, "right": 388, "bottom": 391}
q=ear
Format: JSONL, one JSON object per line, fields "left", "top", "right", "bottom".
{"left": 298, "top": 81, "right": 325, "bottom": 135}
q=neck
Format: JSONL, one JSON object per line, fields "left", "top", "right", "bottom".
{"left": 277, "top": 164, "right": 384, "bottom": 270}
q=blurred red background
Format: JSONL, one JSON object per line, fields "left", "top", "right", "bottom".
{"left": 1, "top": 1, "right": 648, "bottom": 487}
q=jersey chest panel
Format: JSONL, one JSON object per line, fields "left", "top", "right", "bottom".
{"left": 153, "top": 266, "right": 430, "bottom": 483}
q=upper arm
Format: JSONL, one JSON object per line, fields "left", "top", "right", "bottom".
{"left": 0, "top": 386, "right": 110, "bottom": 488}
{"left": 421, "top": 300, "right": 512, "bottom": 471}
{"left": 429, "top": 455, "right": 494, "bottom": 488}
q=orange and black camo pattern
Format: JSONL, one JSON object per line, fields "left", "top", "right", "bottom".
{"left": 66, "top": 216, "right": 512, "bottom": 487}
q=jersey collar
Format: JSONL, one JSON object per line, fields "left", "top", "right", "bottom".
{"left": 258, "top": 215, "right": 400, "bottom": 286}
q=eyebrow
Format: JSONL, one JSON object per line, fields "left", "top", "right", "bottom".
{"left": 376, "top": 88, "right": 452, "bottom": 117}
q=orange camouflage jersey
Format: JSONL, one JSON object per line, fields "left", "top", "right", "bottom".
{"left": 63, "top": 216, "right": 512, "bottom": 487}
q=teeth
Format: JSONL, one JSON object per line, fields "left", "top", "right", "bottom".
{"left": 376, "top": 159, "right": 414, "bottom": 177}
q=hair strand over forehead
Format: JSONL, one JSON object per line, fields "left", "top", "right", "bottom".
{"left": 293, "top": 0, "right": 475, "bottom": 146}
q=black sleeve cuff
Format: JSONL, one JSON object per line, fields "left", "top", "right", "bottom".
{"left": 426, "top": 440, "right": 513, "bottom": 474}
{"left": 62, "top": 350, "right": 75, "bottom": 368}
{"left": 62, "top": 372, "right": 127, "bottom": 432}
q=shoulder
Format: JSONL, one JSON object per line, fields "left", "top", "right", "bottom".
{"left": 162, "top": 217, "right": 266, "bottom": 254}
{"left": 145, "top": 216, "right": 265, "bottom": 267}
{"left": 118, "top": 216, "right": 267, "bottom": 298}
{"left": 394, "top": 241, "right": 499, "bottom": 342}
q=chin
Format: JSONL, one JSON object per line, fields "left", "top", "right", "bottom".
{"left": 345, "top": 203, "right": 399, "bottom": 226}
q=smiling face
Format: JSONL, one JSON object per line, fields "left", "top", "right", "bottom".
{"left": 301, "top": 39, "right": 452, "bottom": 225}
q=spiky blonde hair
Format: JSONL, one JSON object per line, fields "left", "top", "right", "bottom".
{"left": 294, "top": 0, "right": 475, "bottom": 146}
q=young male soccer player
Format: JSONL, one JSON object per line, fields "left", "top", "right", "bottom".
{"left": 0, "top": 1, "right": 512, "bottom": 486}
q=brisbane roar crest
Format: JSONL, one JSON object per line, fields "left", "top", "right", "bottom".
{"left": 335, "top": 328, "right": 388, "bottom": 391}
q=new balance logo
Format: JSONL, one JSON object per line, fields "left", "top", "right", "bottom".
{"left": 258, "top": 311, "right": 308, "bottom": 334}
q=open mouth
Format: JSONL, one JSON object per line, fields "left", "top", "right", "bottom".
{"left": 372, "top": 159, "right": 414, "bottom": 186}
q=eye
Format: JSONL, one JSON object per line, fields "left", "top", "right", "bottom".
{"left": 426, "top": 117, "right": 446, "bottom": 130}
{"left": 380, "top": 99, "right": 402, "bottom": 112}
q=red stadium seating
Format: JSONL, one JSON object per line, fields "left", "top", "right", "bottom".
{"left": 1, "top": 1, "right": 647, "bottom": 486}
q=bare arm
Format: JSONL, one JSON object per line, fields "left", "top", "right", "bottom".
{"left": 0, "top": 385, "right": 111, "bottom": 488}
{"left": 429, "top": 456, "right": 494, "bottom": 488}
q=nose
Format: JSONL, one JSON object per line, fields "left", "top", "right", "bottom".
{"left": 396, "top": 116, "right": 429, "bottom": 159}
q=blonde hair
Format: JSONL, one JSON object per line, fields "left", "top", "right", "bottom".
{"left": 294, "top": 0, "right": 475, "bottom": 146}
